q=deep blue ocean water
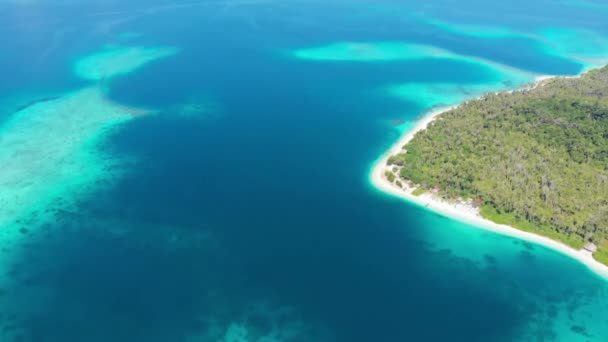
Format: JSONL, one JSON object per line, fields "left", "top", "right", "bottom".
{"left": 1, "top": 1, "right": 608, "bottom": 341}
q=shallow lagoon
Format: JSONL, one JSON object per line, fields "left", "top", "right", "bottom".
{"left": 1, "top": 1, "right": 608, "bottom": 341}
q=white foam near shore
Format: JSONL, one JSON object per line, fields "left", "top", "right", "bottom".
{"left": 370, "top": 75, "right": 608, "bottom": 280}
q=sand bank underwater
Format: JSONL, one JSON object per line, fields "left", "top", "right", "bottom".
{"left": 0, "top": 44, "right": 179, "bottom": 292}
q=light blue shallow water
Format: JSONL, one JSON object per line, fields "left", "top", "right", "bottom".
{"left": 0, "top": 1, "right": 607, "bottom": 341}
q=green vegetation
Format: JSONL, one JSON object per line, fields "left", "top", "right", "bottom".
{"left": 389, "top": 66, "right": 608, "bottom": 264}
{"left": 385, "top": 170, "right": 396, "bottom": 183}
{"left": 595, "top": 249, "right": 608, "bottom": 266}
{"left": 412, "top": 188, "right": 426, "bottom": 197}
{"left": 480, "top": 205, "right": 584, "bottom": 248}
{"left": 387, "top": 153, "right": 406, "bottom": 166}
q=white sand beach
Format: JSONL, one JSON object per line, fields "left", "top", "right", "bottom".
{"left": 370, "top": 75, "right": 608, "bottom": 280}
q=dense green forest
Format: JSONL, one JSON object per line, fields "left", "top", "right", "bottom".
{"left": 387, "top": 66, "right": 608, "bottom": 264}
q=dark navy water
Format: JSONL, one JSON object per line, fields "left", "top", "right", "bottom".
{"left": 1, "top": 1, "right": 608, "bottom": 341}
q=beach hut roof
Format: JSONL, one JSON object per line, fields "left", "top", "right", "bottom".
{"left": 584, "top": 242, "right": 598, "bottom": 253}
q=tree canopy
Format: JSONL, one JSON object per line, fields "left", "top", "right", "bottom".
{"left": 389, "top": 66, "right": 608, "bottom": 264}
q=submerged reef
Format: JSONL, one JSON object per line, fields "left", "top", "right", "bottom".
{"left": 187, "top": 300, "right": 330, "bottom": 342}
{"left": 537, "top": 27, "right": 608, "bottom": 68}
{"left": 425, "top": 19, "right": 525, "bottom": 39}
{"left": 0, "top": 87, "right": 138, "bottom": 284}
{"left": 172, "top": 93, "right": 221, "bottom": 121}
{"left": 291, "top": 41, "right": 535, "bottom": 109}
{"left": 415, "top": 15, "right": 608, "bottom": 70}
{"left": 74, "top": 45, "right": 179, "bottom": 81}
{"left": 386, "top": 71, "right": 531, "bottom": 109}
{"left": 14, "top": 96, "right": 61, "bottom": 112}
{"left": 291, "top": 42, "right": 452, "bottom": 62}
{"left": 0, "top": 43, "right": 179, "bottom": 290}
{"left": 386, "top": 83, "right": 497, "bottom": 109}
{"left": 0, "top": 87, "right": 139, "bottom": 229}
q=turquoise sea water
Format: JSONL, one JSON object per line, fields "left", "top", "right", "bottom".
{"left": 1, "top": 1, "right": 608, "bottom": 341}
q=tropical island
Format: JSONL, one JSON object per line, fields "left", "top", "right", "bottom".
{"left": 375, "top": 66, "right": 608, "bottom": 270}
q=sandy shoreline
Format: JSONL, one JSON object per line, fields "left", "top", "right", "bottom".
{"left": 370, "top": 75, "right": 608, "bottom": 280}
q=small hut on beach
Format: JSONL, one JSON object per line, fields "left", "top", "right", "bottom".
{"left": 584, "top": 242, "right": 598, "bottom": 254}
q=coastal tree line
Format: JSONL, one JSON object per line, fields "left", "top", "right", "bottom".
{"left": 389, "top": 66, "right": 608, "bottom": 264}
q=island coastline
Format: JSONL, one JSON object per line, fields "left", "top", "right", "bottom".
{"left": 370, "top": 73, "right": 608, "bottom": 280}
